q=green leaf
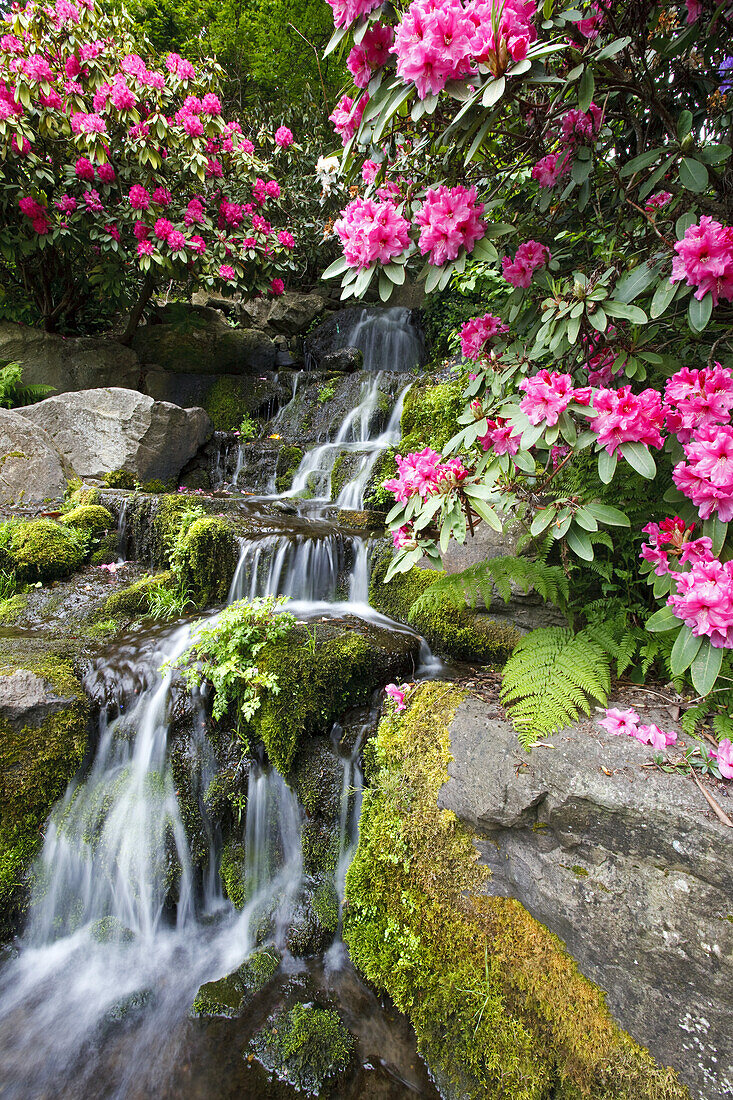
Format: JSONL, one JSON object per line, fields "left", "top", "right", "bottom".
{"left": 423, "top": 263, "right": 444, "bottom": 293}
{"left": 578, "top": 67, "right": 594, "bottom": 112}
{"left": 482, "top": 76, "right": 505, "bottom": 107}
{"left": 573, "top": 506, "right": 598, "bottom": 532}
{"left": 677, "top": 110, "right": 693, "bottom": 141}
{"left": 675, "top": 211, "right": 697, "bottom": 239}
{"left": 703, "top": 515, "right": 728, "bottom": 556}
{"left": 688, "top": 292, "right": 713, "bottom": 332}
{"left": 678, "top": 157, "right": 709, "bottom": 194}
{"left": 324, "top": 23, "right": 350, "bottom": 57}
{"left": 597, "top": 448, "right": 617, "bottom": 484}
{"left": 378, "top": 270, "right": 393, "bottom": 302}
{"left": 566, "top": 525, "right": 594, "bottom": 560}
{"left": 603, "top": 300, "right": 648, "bottom": 323}
{"left": 619, "top": 441, "right": 656, "bottom": 479}
{"left": 650, "top": 277, "right": 677, "bottom": 318}
{"left": 646, "top": 605, "right": 679, "bottom": 632}
{"left": 321, "top": 256, "right": 349, "bottom": 280}
{"left": 530, "top": 506, "right": 556, "bottom": 537}
{"left": 670, "top": 624, "right": 703, "bottom": 675}
{"left": 690, "top": 640, "right": 723, "bottom": 696}
{"left": 699, "top": 143, "right": 732, "bottom": 165}
{"left": 467, "top": 497, "right": 503, "bottom": 531}
{"left": 619, "top": 147, "right": 664, "bottom": 177}
{"left": 585, "top": 502, "right": 630, "bottom": 526}
{"left": 385, "top": 261, "right": 406, "bottom": 285}
{"left": 471, "top": 236, "right": 499, "bottom": 262}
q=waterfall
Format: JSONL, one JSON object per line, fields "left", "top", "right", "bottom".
{"left": 229, "top": 532, "right": 351, "bottom": 604}
{"left": 310, "top": 306, "right": 424, "bottom": 373}
{"left": 336, "top": 384, "right": 409, "bottom": 510}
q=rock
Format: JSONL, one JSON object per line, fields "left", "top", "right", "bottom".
{"left": 133, "top": 310, "right": 276, "bottom": 375}
{"left": 263, "top": 292, "right": 326, "bottom": 337}
{"left": 439, "top": 696, "right": 733, "bottom": 1100}
{"left": 0, "top": 407, "right": 69, "bottom": 505}
{"left": 319, "top": 347, "right": 364, "bottom": 373}
{"left": 0, "top": 323, "right": 140, "bottom": 396}
{"left": 250, "top": 1002, "right": 355, "bottom": 1094}
{"left": 286, "top": 878, "right": 339, "bottom": 957}
{"left": 189, "top": 947, "right": 280, "bottom": 1019}
{"left": 103, "top": 989, "right": 153, "bottom": 1025}
{"left": 439, "top": 515, "right": 522, "bottom": 573}
{"left": 17, "top": 388, "right": 212, "bottom": 483}
{"left": 288, "top": 738, "right": 344, "bottom": 820}
{"left": 0, "top": 669, "right": 75, "bottom": 726}
{"left": 89, "top": 916, "right": 135, "bottom": 944}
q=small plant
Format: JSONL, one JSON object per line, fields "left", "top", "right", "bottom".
{"left": 302, "top": 625, "right": 318, "bottom": 656}
{"left": 0, "top": 362, "right": 53, "bottom": 408}
{"left": 166, "top": 597, "right": 296, "bottom": 741}
{"left": 238, "top": 414, "right": 258, "bottom": 442}
{"left": 317, "top": 382, "right": 336, "bottom": 405}
{"left": 147, "top": 583, "right": 195, "bottom": 620}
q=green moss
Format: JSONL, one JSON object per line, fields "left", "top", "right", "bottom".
{"left": 204, "top": 376, "right": 249, "bottom": 431}
{"left": 190, "top": 947, "right": 280, "bottom": 1019}
{"left": 572, "top": 865, "right": 590, "bottom": 877}
{"left": 89, "top": 533, "right": 119, "bottom": 566}
{"left": 60, "top": 505, "right": 115, "bottom": 536}
{"left": 312, "top": 880, "right": 340, "bottom": 934}
{"left": 408, "top": 596, "right": 521, "bottom": 664}
{"left": 275, "top": 445, "right": 304, "bottom": 493}
{"left": 90, "top": 916, "right": 135, "bottom": 944}
{"left": 67, "top": 486, "right": 102, "bottom": 508}
{"left": 220, "top": 838, "right": 247, "bottom": 910}
{"left": 0, "top": 650, "right": 89, "bottom": 941}
{"left": 251, "top": 1002, "right": 354, "bottom": 1094}
{"left": 96, "top": 571, "right": 174, "bottom": 621}
{"left": 0, "top": 593, "right": 29, "bottom": 624}
{"left": 368, "top": 546, "right": 440, "bottom": 622}
{"left": 173, "top": 515, "right": 238, "bottom": 605}
{"left": 302, "top": 819, "right": 339, "bottom": 877}
{"left": 10, "top": 519, "right": 86, "bottom": 583}
{"left": 102, "top": 470, "right": 137, "bottom": 489}
{"left": 330, "top": 452, "right": 351, "bottom": 500}
{"left": 141, "top": 479, "right": 168, "bottom": 494}
{"left": 400, "top": 379, "right": 465, "bottom": 453}
{"left": 344, "top": 682, "right": 689, "bottom": 1100}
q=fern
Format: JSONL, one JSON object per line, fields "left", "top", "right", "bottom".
{"left": 500, "top": 626, "right": 611, "bottom": 748}
{"left": 0, "top": 362, "right": 53, "bottom": 408}
{"left": 408, "top": 555, "right": 569, "bottom": 616}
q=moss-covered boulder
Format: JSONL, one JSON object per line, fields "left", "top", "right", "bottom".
{"left": 90, "top": 916, "right": 135, "bottom": 944}
{"left": 400, "top": 379, "right": 465, "bottom": 453}
{"left": 286, "top": 877, "right": 340, "bottom": 957}
{"left": 103, "top": 469, "right": 137, "bottom": 490}
{"left": 250, "top": 619, "right": 421, "bottom": 775}
{"left": 288, "top": 738, "right": 343, "bottom": 820}
{"left": 61, "top": 504, "right": 115, "bottom": 536}
{"left": 96, "top": 571, "right": 174, "bottom": 621}
{"left": 301, "top": 819, "right": 339, "bottom": 878}
{"left": 174, "top": 515, "right": 238, "bottom": 606}
{"left": 219, "top": 838, "right": 247, "bottom": 910}
{"left": 190, "top": 947, "right": 280, "bottom": 1019}
{"left": 0, "top": 647, "right": 89, "bottom": 941}
{"left": 344, "top": 681, "right": 688, "bottom": 1100}
{"left": 67, "top": 485, "right": 102, "bottom": 507}
{"left": 250, "top": 1002, "right": 355, "bottom": 1095}
{"left": 8, "top": 519, "right": 86, "bottom": 583}
{"left": 275, "top": 444, "right": 304, "bottom": 493}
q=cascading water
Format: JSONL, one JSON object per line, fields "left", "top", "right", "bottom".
{"left": 307, "top": 306, "right": 425, "bottom": 373}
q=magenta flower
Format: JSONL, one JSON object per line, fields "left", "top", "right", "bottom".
{"left": 664, "top": 364, "right": 733, "bottom": 443}
{"left": 75, "top": 157, "right": 95, "bottom": 181}
{"left": 518, "top": 370, "right": 575, "bottom": 427}
{"left": 670, "top": 216, "right": 733, "bottom": 306}
{"left": 274, "top": 125, "right": 294, "bottom": 148}
{"left": 278, "top": 230, "right": 294, "bottom": 249}
{"left": 168, "top": 230, "right": 186, "bottom": 251}
{"left": 384, "top": 682, "right": 410, "bottom": 711}
{"left": 673, "top": 424, "right": 733, "bottom": 521}
{"left": 326, "top": 0, "right": 381, "bottom": 29}
{"left": 153, "top": 218, "right": 173, "bottom": 241}
{"left": 97, "top": 162, "right": 115, "bottom": 183}
{"left": 502, "top": 240, "right": 551, "bottom": 287}
{"left": 591, "top": 386, "right": 665, "bottom": 457}
{"left": 531, "top": 153, "right": 569, "bottom": 188}
{"left": 270, "top": 278, "right": 285, "bottom": 296}
{"left": 597, "top": 707, "right": 640, "bottom": 737}
{"left": 329, "top": 93, "right": 368, "bottom": 146}
{"left": 219, "top": 264, "right": 236, "bottom": 281}
{"left": 668, "top": 557, "right": 733, "bottom": 648}
{"left": 152, "top": 187, "right": 172, "bottom": 207}
{"left": 334, "top": 197, "right": 410, "bottom": 269}
{"left": 645, "top": 191, "right": 672, "bottom": 212}
{"left": 460, "top": 313, "right": 507, "bottom": 360}
{"left": 478, "top": 417, "right": 521, "bottom": 456}
{"left": 129, "top": 185, "right": 150, "bottom": 211}
{"left": 415, "top": 184, "right": 486, "bottom": 266}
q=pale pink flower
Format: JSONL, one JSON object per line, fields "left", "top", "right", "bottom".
{"left": 598, "top": 707, "right": 640, "bottom": 737}
{"left": 591, "top": 386, "right": 665, "bottom": 456}
{"left": 713, "top": 738, "right": 733, "bottom": 778}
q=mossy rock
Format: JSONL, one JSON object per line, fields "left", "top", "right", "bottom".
{"left": 312, "top": 879, "right": 340, "bottom": 935}
{"left": 250, "top": 620, "right": 421, "bottom": 775}
{"left": 9, "top": 519, "right": 86, "bottom": 584}
{"left": 90, "top": 916, "right": 135, "bottom": 944}
{"left": 286, "top": 877, "right": 340, "bottom": 957}
{"left": 301, "top": 819, "right": 339, "bottom": 878}
{"left": 275, "top": 445, "right": 304, "bottom": 494}
{"left": 220, "top": 838, "right": 247, "bottom": 910}
{"left": 104, "top": 988, "right": 153, "bottom": 1025}
{"left": 190, "top": 947, "right": 280, "bottom": 1019}
{"left": 103, "top": 470, "right": 137, "bottom": 490}
{"left": 61, "top": 505, "right": 115, "bottom": 536}
{"left": 67, "top": 486, "right": 102, "bottom": 508}
{"left": 204, "top": 377, "right": 249, "bottom": 432}
{"left": 174, "top": 515, "right": 238, "bottom": 605}
{"left": 408, "top": 596, "right": 521, "bottom": 664}
{"left": 368, "top": 546, "right": 440, "bottom": 622}
{"left": 90, "top": 532, "right": 119, "bottom": 566}
{"left": 250, "top": 1002, "right": 355, "bottom": 1095}
{"left": 141, "top": 479, "right": 168, "bottom": 494}
{"left": 96, "top": 571, "right": 174, "bottom": 621}
{"left": 343, "top": 682, "right": 689, "bottom": 1100}
{"left": 0, "top": 647, "right": 89, "bottom": 941}
{"left": 288, "top": 738, "right": 343, "bottom": 820}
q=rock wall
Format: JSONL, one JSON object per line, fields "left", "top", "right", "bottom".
{"left": 439, "top": 696, "right": 733, "bottom": 1100}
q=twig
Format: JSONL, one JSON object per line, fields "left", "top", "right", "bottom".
{"left": 287, "top": 23, "right": 329, "bottom": 116}
{"left": 690, "top": 772, "right": 733, "bottom": 828}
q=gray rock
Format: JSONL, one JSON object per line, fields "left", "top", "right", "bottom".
{"left": 263, "top": 292, "right": 326, "bottom": 337}
{"left": 0, "top": 668, "right": 74, "bottom": 726}
{"left": 18, "top": 388, "right": 211, "bottom": 483}
{"left": 0, "top": 407, "right": 68, "bottom": 505}
{"left": 0, "top": 323, "right": 140, "bottom": 396}
{"left": 133, "top": 311, "right": 276, "bottom": 375}
{"left": 319, "top": 347, "right": 364, "bottom": 373}
{"left": 439, "top": 696, "right": 733, "bottom": 1100}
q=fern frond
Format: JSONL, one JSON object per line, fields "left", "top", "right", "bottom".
{"left": 500, "top": 626, "right": 611, "bottom": 747}
{"left": 681, "top": 703, "right": 707, "bottom": 738}
{"left": 409, "top": 555, "right": 569, "bottom": 616}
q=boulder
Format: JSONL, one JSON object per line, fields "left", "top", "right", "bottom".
{"left": 239, "top": 291, "right": 326, "bottom": 337}
{"left": 0, "top": 407, "right": 68, "bottom": 505}
{"left": 439, "top": 695, "right": 733, "bottom": 1100}
{"left": 133, "top": 310, "right": 276, "bottom": 375}
{"left": 17, "top": 388, "right": 211, "bottom": 483}
{"left": 0, "top": 323, "right": 140, "bottom": 396}
{"left": 319, "top": 347, "right": 364, "bottom": 373}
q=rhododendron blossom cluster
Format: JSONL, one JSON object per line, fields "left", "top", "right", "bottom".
{"left": 670, "top": 216, "right": 733, "bottom": 305}
{"left": 640, "top": 517, "right": 713, "bottom": 576}
{"left": 460, "top": 313, "right": 507, "bottom": 360}
{"left": 334, "top": 197, "right": 410, "bottom": 268}
{"left": 598, "top": 707, "right": 678, "bottom": 750}
{"left": 415, "top": 185, "right": 486, "bottom": 266}
{"left": 668, "top": 557, "right": 733, "bottom": 647}
{"left": 518, "top": 370, "right": 575, "bottom": 426}
{"left": 673, "top": 425, "right": 733, "bottom": 521}
{"left": 501, "top": 240, "right": 551, "bottom": 288}
{"left": 383, "top": 448, "right": 468, "bottom": 502}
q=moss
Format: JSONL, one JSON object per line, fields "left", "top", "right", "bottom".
{"left": 368, "top": 546, "right": 440, "bottom": 622}
{"left": 0, "top": 650, "right": 89, "bottom": 941}
{"left": 89, "top": 532, "right": 119, "bottom": 566}
{"left": 9, "top": 519, "right": 86, "bottom": 583}
{"left": 67, "top": 486, "right": 102, "bottom": 508}
{"left": 275, "top": 445, "right": 304, "bottom": 493}
{"left": 220, "top": 838, "right": 247, "bottom": 910}
{"left": 0, "top": 593, "right": 29, "bottom": 624}
{"left": 344, "top": 682, "right": 689, "bottom": 1100}
{"left": 572, "top": 865, "right": 590, "bottom": 877}
{"left": 141, "top": 479, "right": 168, "bottom": 494}
{"left": 251, "top": 1002, "right": 355, "bottom": 1094}
{"left": 400, "top": 379, "right": 465, "bottom": 453}
{"left": 103, "top": 470, "right": 137, "bottom": 489}
{"left": 330, "top": 451, "right": 354, "bottom": 500}
{"left": 312, "top": 880, "right": 340, "bottom": 934}
{"left": 302, "top": 819, "right": 339, "bottom": 877}
{"left": 173, "top": 515, "right": 238, "bottom": 605}
{"left": 204, "top": 376, "right": 249, "bottom": 432}
{"left": 190, "top": 947, "right": 280, "bottom": 1019}
{"left": 90, "top": 916, "right": 135, "bottom": 943}
{"left": 60, "top": 505, "right": 115, "bottom": 536}
{"left": 363, "top": 446, "right": 397, "bottom": 510}
{"left": 408, "top": 596, "right": 521, "bottom": 664}
{"left": 152, "top": 495, "right": 197, "bottom": 564}
{"left": 96, "top": 571, "right": 174, "bottom": 621}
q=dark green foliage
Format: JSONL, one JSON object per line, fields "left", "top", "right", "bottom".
{"left": 301, "top": 819, "right": 339, "bottom": 877}
{"left": 220, "top": 839, "right": 246, "bottom": 910}
{"left": 500, "top": 627, "right": 612, "bottom": 747}
{"left": 8, "top": 519, "right": 86, "bottom": 583}
{"left": 400, "top": 379, "right": 465, "bottom": 454}
{"left": 0, "top": 361, "right": 53, "bottom": 408}
{"left": 172, "top": 515, "right": 238, "bottom": 605}
{"left": 251, "top": 1002, "right": 355, "bottom": 1094}
{"left": 409, "top": 555, "right": 569, "bottom": 614}
{"left": 66, "top": 486, "right": 102, "bottom": 508}
{"left": 312, "top": 880, "right": 340, "bottom": 934}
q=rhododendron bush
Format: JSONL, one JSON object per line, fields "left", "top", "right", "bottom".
{"left": 0, "top": 0, "right": 296, "bottom": 334}
{"left": 317, "top": 0, "right": 733, "bottom": 731}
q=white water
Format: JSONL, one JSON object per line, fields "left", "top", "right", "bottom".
{"left": 315, "top": 306, "right": 424, "bottom": 373}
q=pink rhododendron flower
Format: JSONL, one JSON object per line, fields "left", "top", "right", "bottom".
{"left": 531, "top": 152, "right": 570, "bottom": 188}
{"left": 55, "top": 195, "right": 77, "bottom": 214}
{"left": 274, "top": 125, "right": 293, "bottom": 147}
{"left": 201, "top": 92, "right": 221, "bottom": 115}
{"left": 686, "top": 0, "right": 702, "bottom": 22}
{"left": 598, "top": 707, "right": 640, "bottom": 737}
{"left": 168, "top": 229, "right": 186, "bottom": 251}
{"left": 334, "top": 197, "right": 410, "bottom": 269}
{"left": 415, "top": 184, "right": 485, "bottom": 266}
{"left": 265, "top": 180, "right": 280, "bottom": 199}
{"left": 137, "top": 240, "right": 154, "bottom": 256}
{"left": 559, "top": 104, "right": 603, "bottom": 146}
{"left": 133, "top": 220, "right": 150, "bottom": 241}
{"left": 645, "top": 190, "right": 672, "bottom": 212}
{"left": 673, "top": 424, "right": 733, "bottom": 521}
{"left": 153, "top": 218, "right": 173, "bottom": 241}
{"left": 129, "top": 184, "right": 150, "bottom": 211}
{"left": 270, "top": 278, "right": 285, "bottom": 295}
{"left": 664, "top": 364, "right": 733, "bottom": 442}
{"left": 110, "top": 78, "right": 136, "bottom": 111}
{"left": 96, "top": 162, "right": 115, "bottom": 183}
{"left": 668, "top": 557, "right": 733, "bottom": 647}
{"left": 591, "top": 386, "right": 665, "bottom": 456}
{"left": 670, "top": 216, "right": 733, "bottom": 305}
{"left": 392, "top": 525, "right": 415, "bottom": 549}
{"left": 189, "top": 235, "right": 206, "bottom": 254}
{"left": 478, "top": 417, "right": 521, "bottom": 455}
{"left": 362, "top": 159, "right": 379, "bottom": 184}
{"left": 713, "top": 738, "right": 733, "bottom": 778}
{"left": 239, "top": 137, "right": 255, "bottom": 155}
{"left": 460, "top": 313, "right": 507, "bottom": 360}
{"left": 152, "top": 186, "right": 172, "bottom": 207}
{"left": 219, "top": 264, "right": 235, "bottom": 281}
{"left": 384, "top": 682, "right": 409, "bottom": 711}
{"left": 577, "top": 2, "right": 605, "bottom": 38}
{"left": 75, "top": 157, "right": 95, "bottom": 181}
{"left": 639, "top": 517, "right": 704, "bottom": 577}
{"left": 23, "top": 54, "right": 54, "bottom": 82}
{"left": 278, "top": 230, "right": 294, "bottom": 249}
{"left": 635, "top": 723, "right": 677, "bottom": 750}
{"left": 329, "top": 93, "right": 368, "bottom": 145}
{"left": 502, "top": 240, "right": 551, "bottom": 287}
{"left": 10, "top": 134, "right": 31, "bottom": 155}
{"left": 383, "top": 448, "right": 466, "bottom": 502}
{"left": 519, "top": 370, "right": 575, "bottom": 426}
{"left": 83, "top": 189, "right": 104, "bottom": 214}
{"left": 326, "top": 0, "right": 381, "bottom": 29}
{"left": 184, "top": 198, "right": 205, "bottom": 226}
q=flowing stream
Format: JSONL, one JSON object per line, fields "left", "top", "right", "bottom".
{"left": 0, "top": 309, "right": 442, "bottom": 1099}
